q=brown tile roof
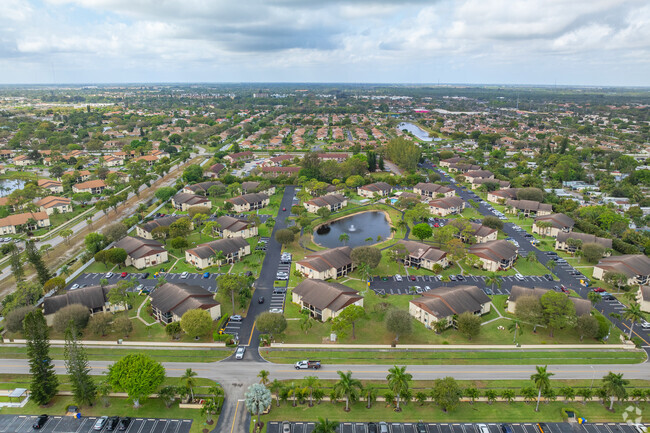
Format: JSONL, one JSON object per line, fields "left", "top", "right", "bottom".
{"left": 469, "top": 240, "right": 518, "bottom": 263}
{"left": 227, "top": 193, "right": 268, "bottom": 206}
{"left": 172, "top": 192, "right": 211, "bottom": 206}
{"left": 359, "top": 182, "right": 392, "bottom": 193}
{"left": 36, "top": 196, "right": 71, "bottom": 209}
{"left": 73, "top": 179, "right": 106, "bottom": 190}
{"left": 114, "top": 236, "right": 166, "bottom": 259}
{"left": 508, "top": 285, "right": 591, "bottom": 316}
{"left": 398, "top": 240, "right": 447, "bottom": 262}
{"left": 429, "top": 196, "right": 465, "bottom": 209}
{"left": 535, "top": 213, "right": 575, "bottom": 229}
{"left": 411, "top": 285, "right": 489, "bottom": 319}
{"left": 150, "top": 282, "right": 219, "bottom": 318}
{"left": 595, "top": 255, "right": 650, "bottom": 278}
{"left": 297, "top": 246, "right": 353, "bottom": 272}
{"left": 305, "top": 194, "right": 347, "bottom": 209}
{"left": 38, "top": 179, "right": 62, "bottom": 188}
{"left": 506, "top": 199, "right": 553, "bottom": 213}
{"left": 186, "top": 237, "right": 249, "bottom": 259}
{"left": 0, "top": 211, "right": 49, "bottom": 228}
{"left": 413, "top": 183, "right": 454, "bottom": 195}
{"left": 556, "top": 232, "right": 612, "bottom": 249}
{"left": 293, "top": 279, "right": 362, "bottom": 312}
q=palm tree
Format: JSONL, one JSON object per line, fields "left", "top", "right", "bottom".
{"left": 546, "top": 260, "right": 556, "bottom": 272}
{"left": 214, "top": 251, "right": 227, "bottom": 271}
{"left": 508, "top": 319, "right": 523, "bottom": 344}
{"left": 531, "top": 365, "right": 554, "bottom": 412}
{"left": 338, "top": 233, "right": 350, "bottom": 245}
{"left": 387, "top": 365, "right": 412, "bottom": 412}
{"left": 485, "top": 272, "right": 501, "bottom": 292}
{"left": 587, "top": 291, "right": 602, "bottom": 307}
{"left": 258, "top": 369, "right": 270, "bottom": 386}
{"left": 526, "top": 252, "right": 538, "bottom": 263}
{"left": 362, "top": 385, "right": 378, "bottom": 409}
{"left": 269, "top": 379, "right": 283, "bottom": 407}
{"left": 303, "top": 376, "right": 320, "bottom": 407}
{"left": 623, "top": 302, "right": 644, "bottom": 339}
{"left": 182, "top": 368, "right": 198, "bottom": 402}
{"left": 334, "top": 370, "right": 362, "bottom": 412}
{"left": 313, "top": 418, "right": 339, "bottom": 433}
{"left": 602, "top": 372, "right": 629, "bottom": 410}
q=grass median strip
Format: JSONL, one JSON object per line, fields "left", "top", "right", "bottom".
{"left": 0, "top": 346, "right": 234, "bottom": 362}
{"left": 260, "top": 348, "right": 647, "bottom": 365}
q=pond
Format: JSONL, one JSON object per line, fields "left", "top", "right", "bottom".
{"left": 397, "top": 122, "right": 433, "bottom": 142}
{"left": 313, "top": 211, "right": 393, "bottom": 248}
{"left": 0, "top": 179, "right": 26, "bottom": 197}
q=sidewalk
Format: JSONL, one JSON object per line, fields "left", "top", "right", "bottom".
{"left": 3, "top": 339, "right": 227, "bottom": 348}
{"left": 269, "top": 343, "right": 635, "bottom": 350}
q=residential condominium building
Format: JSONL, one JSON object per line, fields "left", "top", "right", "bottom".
{"left": 592, "top": 255, "right": 650, "bottom": 286}
{"left": 113, "top": 236, "right": 168, "bottom": 270}
{"left": 171, "top": 192, "right": 213, "bottom": 211}
{"left": 185, "top": 237, "right": 250, "bottom": 269}
{"left": 409, "top": 285, "right": 491, "bottom": 329}
{"left": 241, "top": 181, "right": 275, "bottom": 196}
{"left": 296, "top": 246, "right": 355, "bottom": 280}
{"left": 357, "top": 181, "right": 392, "bottom": 198}
{"left": 0, "top": 211, "right": 50, "bottom": 234}
{"left": 292, "top": 279, "right": 363, "bottom": 322}
{"left": 36, "top": 196, "right": 72, "bottom": 215}
{"left": 413, "top": 183, "right": 455, "bottom": 199}
{"left": 150, "top": 283, "right": 221, "bottom": 324}
{"left": 429, "top": 196, "right": 466, "bottom": 216}
{"left": 532, "top": 213, "right": 575, "bottom": 237}
{"left": 42, "top": 285, "right": 127, "bottom": 326}
{"left": 470, "top": 178, "right": 510, "bottom": 190}
{"left": 463, "top": 170, "right": 494, "bottom": 184}
{"left": 505, "top": 199, "right": 553, "bottom": 217}
{"left": 397, "top": 240, "right": 448, "bottom": 270}
{"left": 487, "top": 188, "right": 519, "bottom": 203}
{"left": 212, "top": 215, "right": 258, "bottom": 239}
{"left": 555, "top": 232, "right": 612, "bottom": 253}
{"left": 468, "top": 240, "right": 518, "bottom": 271}
{"left": 303, "top": 194, "right": 348, "bottom": 214}
{"left": 636, "top": 285, "right": 650, "bottom": 314}
{"left": 261, "top": 166, "right": 301, "bottom": 177}
{"left": 226, "top": 193, "right": 269, "bottom": 213}
{"left": 224, "top": 151, "right": 254, "bottom": 163}
{"left": 507, "top": 286, "right": 591, "bottom": 316}
{"left": 37, "top": 179, "right": 63, "bottom": 194}
{"left": 182, "top": 181, "right": 225, "bottom": 195}
{"left": 461, "top": 222, "right": 498, "bottom": 244}
{"left": 136, "top": 215, "right": 189, "bottom": 239}
{"left": 72, "top": 179, "right": 106, "bottom": 194}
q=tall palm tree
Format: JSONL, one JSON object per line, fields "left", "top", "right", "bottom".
{"left": 313, "top": 418, "right": 339, "bottom": 433}
{"left": 387, "top": 365, "right": 412, "bottom": 412}
{"left": 602, "top": 372, "right": 629, "bottom": 410}
{"left": 182, "top": 368, "right": 198, "bottom": 402}
{"left": 338, "top": 233, "right": 350, "bottom": 245}
{"left": 546, "top": 260, "right": 556, "bottom": 272}
{"left": 303, "top": 376, "right": 320, "bottom": 407}
{"left": 363, "top": 384, "right": 378, "bottom": 409}
{"left": 214, "top": 251, "right": 227, "bottom": 271}
{"left": 508, "top": 319, "right": 523, "bottom": 344}
{"left": 485, "top": 272, "right": 501, "bottom": 292}
{"left": 531, "top": 365, "right": 554, "bottom": 412}
{"left": 623, "top": 302, "right": 644, "bottom": 339}
{"left": 587, "top": 291, "right": 602, "bottom": 307}
{"left": 334, "top": 370, "right": 362, "bottom": 412}
{"left": 269, "top": 379, "right": 283, "bottom": 407}
{"left": 258, "top": 369, "right": 270, "bottom": 386}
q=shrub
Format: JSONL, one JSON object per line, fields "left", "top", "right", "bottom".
{"left": 4, "top": 305, "right": 34, "bottom": 333}
{"left": 87, "top": 312, "right": 113, "bottom": 337}
{"left": 53, "top": 304, "right": 91, "bottom": 334}
{"left": 113, "top": 316, "right": 133, "bottom": 337}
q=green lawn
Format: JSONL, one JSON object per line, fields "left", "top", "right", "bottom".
{"left": 514, "top": 259, "right": 550, "bottom": 276}
{"left": 0, "top": 346, "right": 233, "bottom": 362}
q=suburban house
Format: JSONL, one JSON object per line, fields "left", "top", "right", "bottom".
{"left": 0, "top": 212, "right": 51, "bottom": 235}
{"left": 487, "top": 188, "right": 519, "bottom": 203}
{"left": 226, "top": 193, "right": 269, "bottom": 213}
{"left": 409, "top": 285, "right": 491, "bottom": 329}
{"left": 261, "top": 166, "right": 301, "bottom": 177}
{"left": 555, "top": 232, "right": 612, "bottom": 253}
{"left": 463, "top": 222, "right": 498, "bottom": 243}
{"left": 185, "top": 237, "right": 250, "bottom": 269}
{"left": 532, "top": 213, "right": 575, "bottom": 237}
{"left": 42, "top": 285, "right": 127, "bottom": 326}
{"left": 13, "top": 155, "right": 36, "bottom": 166}
{"left": 505, "top": 199, "right": 553, "bottom": 217}
{"left": 296, "top": 246, "right": 355, "bottom": 280}
{"left": 303, "top": 194, "right": 348, "bottom": 213}
{"left": 507, "top": 286, "right": 591, "bottom": 316}
{"left": 64, "top": 170, "right": 92, "bottom": 182}
{"left": 213, "top": 215, "right": 258, "bottom": 239}
{"left": 36, "top": 196, "right": 72, "bottom": 215}
{"left": 463, "top": 170, "right": 494, "bottom": 183}
{"left": 38, "top": 179, "right": 64, "bottom": 194}
{"left": 357, "top": 182, "right": 392, "bottom": 198}
{"left": 136, "top": 215, "right": 189, "bottom": 239}
{"left": 292, "top": 279, "right": 363, "bottom": 322}
{"left": 150, "top": 283, "right": 221, "bottom": 324}
{"left": 102, "top": 155, "right": 123, "bottom": 167}
{"left": 113, "top": 236, "right": 168, "bottom": 270}
{"left": 318, "top": 153, "right": 349, "bottom": 163}
{"left": 439, "top": 157, "right": 465, "bottom": 167}
{"left": 183, "top": 181, "right": 225, "bottom": 195}
{"left": 469, "top": 240, "right": 518, "bottom": 271}
{"left": 265, "top": 155, "right": 293, "bottom": 166}
{"left": 224, "top": 151, "right": 254, "bottom": 164}
{"left": 448, "top": 163, "right": 481, "bottom": 173}
{"left": 397, "top": 240, "right": 448, "bottom": 270}
{"left": 470, "top": 178, "right": 510, "bottom": 190}
{"left": 413, "top": 183, "right": 455, "bottom": 199}
{"left": 429, "top": 196, "right": 466, "bottom": 216}
{"left": 241, "top": 181, "right": 275, "bottom": 195}
{"left": 171, "top": 192, "right": 213, "bottom": 211}
{"left": 637, "top": 286, "right": 650, "bottom": 313}
{"left": 206, "top": 163, "right": 225, "bottom": 178}
{"left": 72, "top": 180, "right": 106, "bottom": 195}
{"left": 592, "top": 255, "right": 650, "bottom": 285}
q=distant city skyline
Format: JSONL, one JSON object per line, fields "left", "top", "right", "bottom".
{"left": 1, "top": 0, "right": 649, "bottom": 86}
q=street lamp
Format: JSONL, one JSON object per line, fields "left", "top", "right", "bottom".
{"left": 590, "top": 365, "right": 595, "bottom": 390}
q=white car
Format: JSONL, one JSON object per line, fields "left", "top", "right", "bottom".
{"left": 269, "top": 308, "right": 283, "bottom": 314}
{"left": 235, "top": 346, "right": 246, "bottom": 360}
{"left": 70, "top": 284, "right": 80, "bottom": 290}
{"left": 515, "top": 274, "right": 525, "bottom": 281}
{"left": 395, "top": 275, "right": 403, "bottom": 281}
{"left": 477, "top": 425, "right": 489, "bottom": 433}
{"left": 105, "top": 272, "right": 114, "bottom": 278}
{"left": 180, "top": 272, "right": 189, "bottom": 279}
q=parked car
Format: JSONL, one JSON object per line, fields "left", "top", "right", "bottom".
{"left": 379, "top": 422, "right": 389, "bottom": 433}
{"left": 94, "top": 416, "right": 108, "bottom": 431}
{"left": 269, "top": 308, "right": 283, "bottom": 313}
{"left": 501, "top": 424, "right": 514, "bottom": 433}
{"left": 180, "top": 271, "right": 189, "bottom": 279}
{"left": 456, "top": 275, "right": 465, "bottom": 281}
{"left": 416, "top": 422, "right": 427, "bottom": 433}
{"left": 395, "top": 275, "right": 402, "bottom": 281}
{"left": 106, "top": 416, "right": 120, "bottom": 431}
{"left": 593, "top": 287, "right": 606, "bottom": 292}
{"left": 230, "top": 315, "right": 243, "bottom": 322}
{"left": 282, "top": 421, "right": 292, "bottom": 433}
{"left": 602, "top": 293, "right": 616, "bottom": 300}
{"left": 449, "top": 275, "right": 457, "bottom": 281}
{"left": 235, "top": 346, "right": 246, "bottom": 360}
{"left": 368, "top": 423, "right": 378, "bottom": 433}
{"left": 33, "top": 415, "right": 48, "bottom": 429}
{"left": 118, "top": 417, "right": 132, "bottom": 431}
{"left": 515, "top": 274, "right": 525, "bottom": 281}
{"left": 477, "top": 424, "right": 490, "bottom": 433}
{"left": 141, "top": 272, "right": 150, "bottom": 279}
{"left": 70, "top": 284, "right": 80, "bottom": 290}
{"left": 105, "top": 272, "right": 114, "bottom": 278}
{"left": 282, "top": 207, "right": 286, "bottom": 211}
{"left": 544, "top": 274, "right": 554, "bottom": 281}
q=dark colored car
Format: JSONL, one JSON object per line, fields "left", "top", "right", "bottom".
{"left": 449, "top": 275, "right": 457, "bottom": 281}
{"left": 258, "top": 296, "right": 265, "bottom": 304}
{"left": 141, "top": 272, "right": 150, "bottom": 279}
{"left": 368, "top": 422, "right": 378, "bottom": 433}
{"left": 602, "top": 294, "right": 616, "bottom": 300}
{"left": 416, "top": 422, "right": 428, "bottom": 433}
{"left": 501, "top": 424, "right": 513, "bottom": 433}
{"left": 456, "top": 275, "right": 465, "bottom": 281}
{"left": 106, "top": 416, "right": 120, "bottom": 431}
{"left": 33, "top": 415, "right": 48, "bottom": 430}
{"left": 119, "top": 417, "right": 132, "bottom": 431}
{"left": 544, "top": 274, "right": 554, "bottom": 281}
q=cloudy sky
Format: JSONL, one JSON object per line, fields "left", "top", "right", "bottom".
{"left": 1, "top": 0, "right": 649, "bottom": 85}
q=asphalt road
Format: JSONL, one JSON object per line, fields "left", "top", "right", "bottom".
{"left": 422, "top": 163, "right": 650, "bottom": 348}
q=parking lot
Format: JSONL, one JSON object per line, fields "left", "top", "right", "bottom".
{"left": 267, "top": 422, "right": 640, "bottom": 433}
{"left": 66, "top": 272, "right": 220, "bottom": 293}
{"left": 0, "top": 415, "right": 192, "bottom": 433}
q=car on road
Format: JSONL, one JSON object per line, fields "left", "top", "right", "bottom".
{"left": 106, "top": 416, "right": 120, "bottom": 431}
{"left": 425, "top": 286, "right": 431, "bottom": 291}
{"left": 593, "top": 287, "right": 606, "bottom": 292}
{"left": 561, "top": 286, "right": 570, "bottom": 294}
{"left": 70, "top": 283, "right": 80, "bottom": 290}
{"left": 94, "top": 416, "right": 108, "bottom": 431}
{"left": 282, "top": 421, "right": 292, "bottom": 433}
{"left": 120, "top": 272, "right": 128, "bottom": 278}
{"left": 258, "top": 296, "right": 265, "bottom": 304}
{"left": 33, "top": 414, "right": 48, "bottom": 429}
{"left": 105, "top": 272, "right": 114, "bottom": 278}
{"left": 235, "top": 346, "right": 246, "bottom": 360}
{"left": 282, "top": 207, "right": 286, "bottom": 211}
{"left": 230, "top": 315, "right": 243, "bottom": 322}
{"left": 118, "top": 417, "right": 132, "bottom": 431}
{"left": 180, "top": 271, "right": 189, "bottom": 278}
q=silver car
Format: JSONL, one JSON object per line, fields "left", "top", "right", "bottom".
{"left": 235, "top": 346, "right": 246, "bottom": 360}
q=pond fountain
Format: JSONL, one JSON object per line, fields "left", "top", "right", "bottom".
{"left": 313, "top": 211, "right": 392, "bottom": 248}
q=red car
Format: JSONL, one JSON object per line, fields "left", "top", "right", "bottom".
{"left": 561, "top": 287, "right": 569, "bottom": 294}
{"left": 121, "top": 272, "right": 128, "bottom": 278}
{"left": 409, "top": 276, "right": 416, "bottom": 281}
{"left": 282, "top": 207, "right": 286, "bottom": 211}
{"left": 593, "top": 287, "right": 606, "bottom": 292}
{"left": 433, "top": 223, "right": 439, "bottom": 228}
